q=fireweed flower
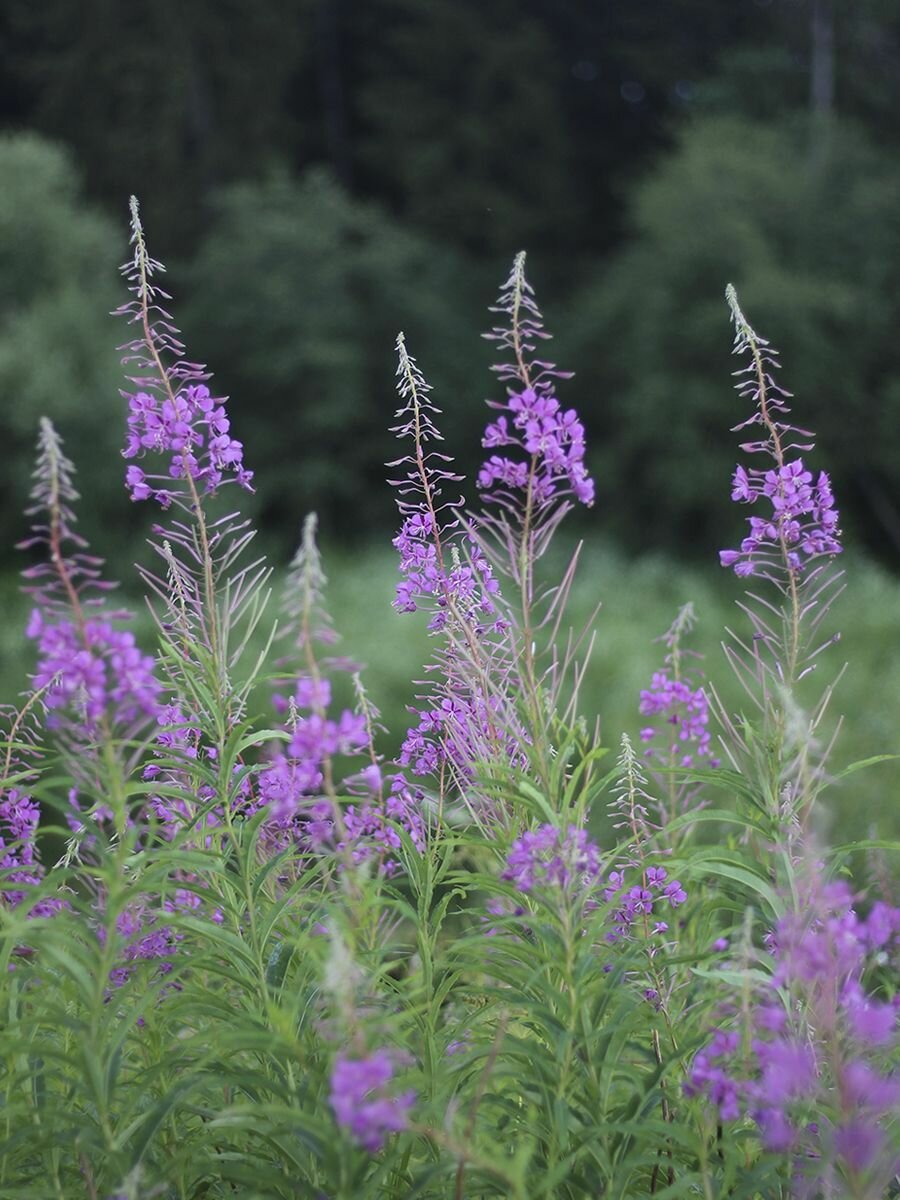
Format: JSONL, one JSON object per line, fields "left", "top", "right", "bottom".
{"left": 390, "top": 333, "right": 499, "bottom": 630}
{"left": 686, "top": 878, "right": 900, "bottom": 1186}
{"left": 388, "top": 334, "right": 521, "bottom": 816}
{"left": 502, "top": 823, "right": 601, "bottom": 895}
{"left": 19, "top": 421, "right": 161, "bottom": 752}
{"left": 639, "top": 670, "right": 714, "bottom": 768}
{"left": 329, "top": 1049, "right": 415, "bottom": 1152}
{"left": 123, "top": 384, "right": 253, "bottom": 505}
{"left": 602, "top": 864, "right": 688, "bottom": 942}
{"left": 26, "top": 611, "right": 159, "bottom": 732}
{"left": 479, "top": 253, "right": 594, "bottom": 517}
{"left": 251, "top": 517, "right": 423, "bottom": 874}
{"left": 118, "top": 199, "right": 252, "bottom": 510}
{"left": 499, "top": 821, "right": 686, "bottom": 944}
{"left": 0, "top": 787, "right": 46, "bottom": 912}
{"left": 719, "top": 286, "right": 841, "bottom": 580}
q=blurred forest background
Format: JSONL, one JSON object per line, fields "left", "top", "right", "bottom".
{"left": 1, "top": 0, "right": 898, "bottom": 839}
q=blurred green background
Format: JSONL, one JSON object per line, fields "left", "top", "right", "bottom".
{"left": 1, "top": 2, "right": 897, "bottom": 840}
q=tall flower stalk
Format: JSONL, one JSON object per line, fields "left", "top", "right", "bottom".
{"left": 19, "top": 419, "right": 160, "bottom": 832}
{"left": 714, "top": 286, "right": 844, "bottom": 841}
{"left": 390, "top": 333, "right": 515, "bottom": 827}
{"left": 117, "top": 196, "right": 259, "bottom": 741}
{"left": 476, "top": 254, "right": 595, "bottom": 792}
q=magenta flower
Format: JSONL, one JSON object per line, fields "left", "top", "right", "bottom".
{"left": 479, "top": 384, "right": 594, "bottom": 508}
{"left": 502, "top": 824, "right": 601, "bottom": 895}
{"left": 639, "top": 669, "right": 714, "bottom": 768}
{"left": 687, "top": 878, "right": 899, "bottom": 1185}
{"left": 117, "top": 198, "right": 252, "bottom": 511}
{"left": 26, "top": 612, "right": 159, "bottom": 731}
{"left": 123, "top": 383, "right": 253, "bottom": 505}
{"left": 480, "top": 255, "right": 594, "bottom": 516}
{"left": 719, "top": 287, "right": 841, "bottom": 578}
{"left": 329, "top": 1050, "right": 415, "bottom": 1152}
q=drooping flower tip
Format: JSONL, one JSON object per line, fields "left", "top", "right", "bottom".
{"left": 329, "top": 1050, "right": 415, "bottom": 1153}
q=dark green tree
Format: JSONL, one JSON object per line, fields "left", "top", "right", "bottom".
{"left": 0, "top": 134, "right": 126, "bottom": 557}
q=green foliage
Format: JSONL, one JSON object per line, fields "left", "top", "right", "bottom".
{"left": 562, "top": 114, "right": 900, "bottom": 560}
{"left": 0, "top": 134, "right": 124, "bottom": 557}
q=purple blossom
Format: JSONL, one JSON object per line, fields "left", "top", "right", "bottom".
{"left": 502, "top": 824, "right": 601, "bottom": 895}
{"left": 329, "top": 1050, "right": 415, "bottom": 1152}
{"left": 639, "top": 669, "right": 715, "bottom": 768}
{"left": 687, "top": 880, "right": 899, "bottom": 1185}
{"left": 123, "top": 384, "right": 253, "bottom": 505}
{"left": 720, "top": 459, "right": 841, "bottom": 577}
{"left": 479, "top": 385, "right": 594, "bottom": 508}
{"left": 26, "top": 611, "right": 160, "bottom": 731}
{"left": 389, "top": 335, "right": 500, "bottom": 629}
{"left": 719, "top": 288, "right": 841, "bottom": 578}
{"left": 0, "top": 788, "right": 45, "bottom": 910}
{"left": 602, "top": 865, "right": 688, "bottom": 939}
{"left": 117, "top": 200, "right": 252, "bottom": 509}
{"left": 338, "top": 775, "right": 427, "bottom": 876}
{"left": 480, "top": 254, "right": 594, "bottom": 514}
{"left": 20, "top": 419, "right": 162, "bottom": 742}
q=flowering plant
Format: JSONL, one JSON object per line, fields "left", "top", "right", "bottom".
{"left": 0, "top": 207, "right": 895, "bottom": 1200}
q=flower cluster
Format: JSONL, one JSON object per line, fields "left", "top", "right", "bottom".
{"left": 118, "top": 198, "right": 253, "bottom": 512}
{"left": 499, "top": 825, "right": 688, "bottom": 942}
{"left": 105, "top": 901, "right": 179, "bottom": 989}
{"left": 639, "top": 670, "right": 715, "bottom": 768}
{"left": 143, "top": 705, "right": 223, "bottom": 835}
{"left": 329, "top": 1049, "right": 415, "bottom": 1152}
{"left": 123, "top": 383, "right": 253, "bottom": 507}
{"left": 20, "top": 420, "right": 162, "bottom": 746}
{"left": 479, "top": 252, "right": 594, "bottom": 515}
{"left": 0, "top": 788, "right": 43, "bottom": 909}
{"left": 502, "top": 823, "right": 601, "bottom": 894}
{"left": 603, "top": 865, "right": 688, "bottom": 941}
{"left": 253, "top": 679, "right": 369, "bottom": 831}
{"left": 686, "top": 881, "right": 900, "bottom": 1183}
{"left": 26, "top": 611, "right": 160, "bottom": 731}
{"left": 389, "top": 335, "right": 500, "bottom": 632}
{"left": 720, "top": 459, "right": 841, "bottom": 577}
{"left": 341, "top": 774, "right": 427, "bottom": 876}
{"left": 393, "top": 524, "right": 500, "bottom": 633}
{"left": 399, "top": 685, "right": 525, "bottom": 788}
{"left": 479, "top": 384, "right": 594, "bottom": 508}
{"left": 719, "top": 286, "right": 841, "bottom": 578}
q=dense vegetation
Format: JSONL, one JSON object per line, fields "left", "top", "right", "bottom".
{"left": 0, "top": 206, "right": 896, "bottom": 1199}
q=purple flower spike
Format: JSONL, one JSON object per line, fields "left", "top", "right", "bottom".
{"left": 687, "top": 873, "right": 900, "bottom": 1189}
{"left": 117, "top": 197, "right": 253, "bottom": 510}
{"left": 719, "top": 287, "right": 841, "bottom": 578}
{"left": 480, "top": 254, "right": 594, "bottom": 516}
{"left": 329, "top": 1050, "right": 415, "bottom": 1153}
